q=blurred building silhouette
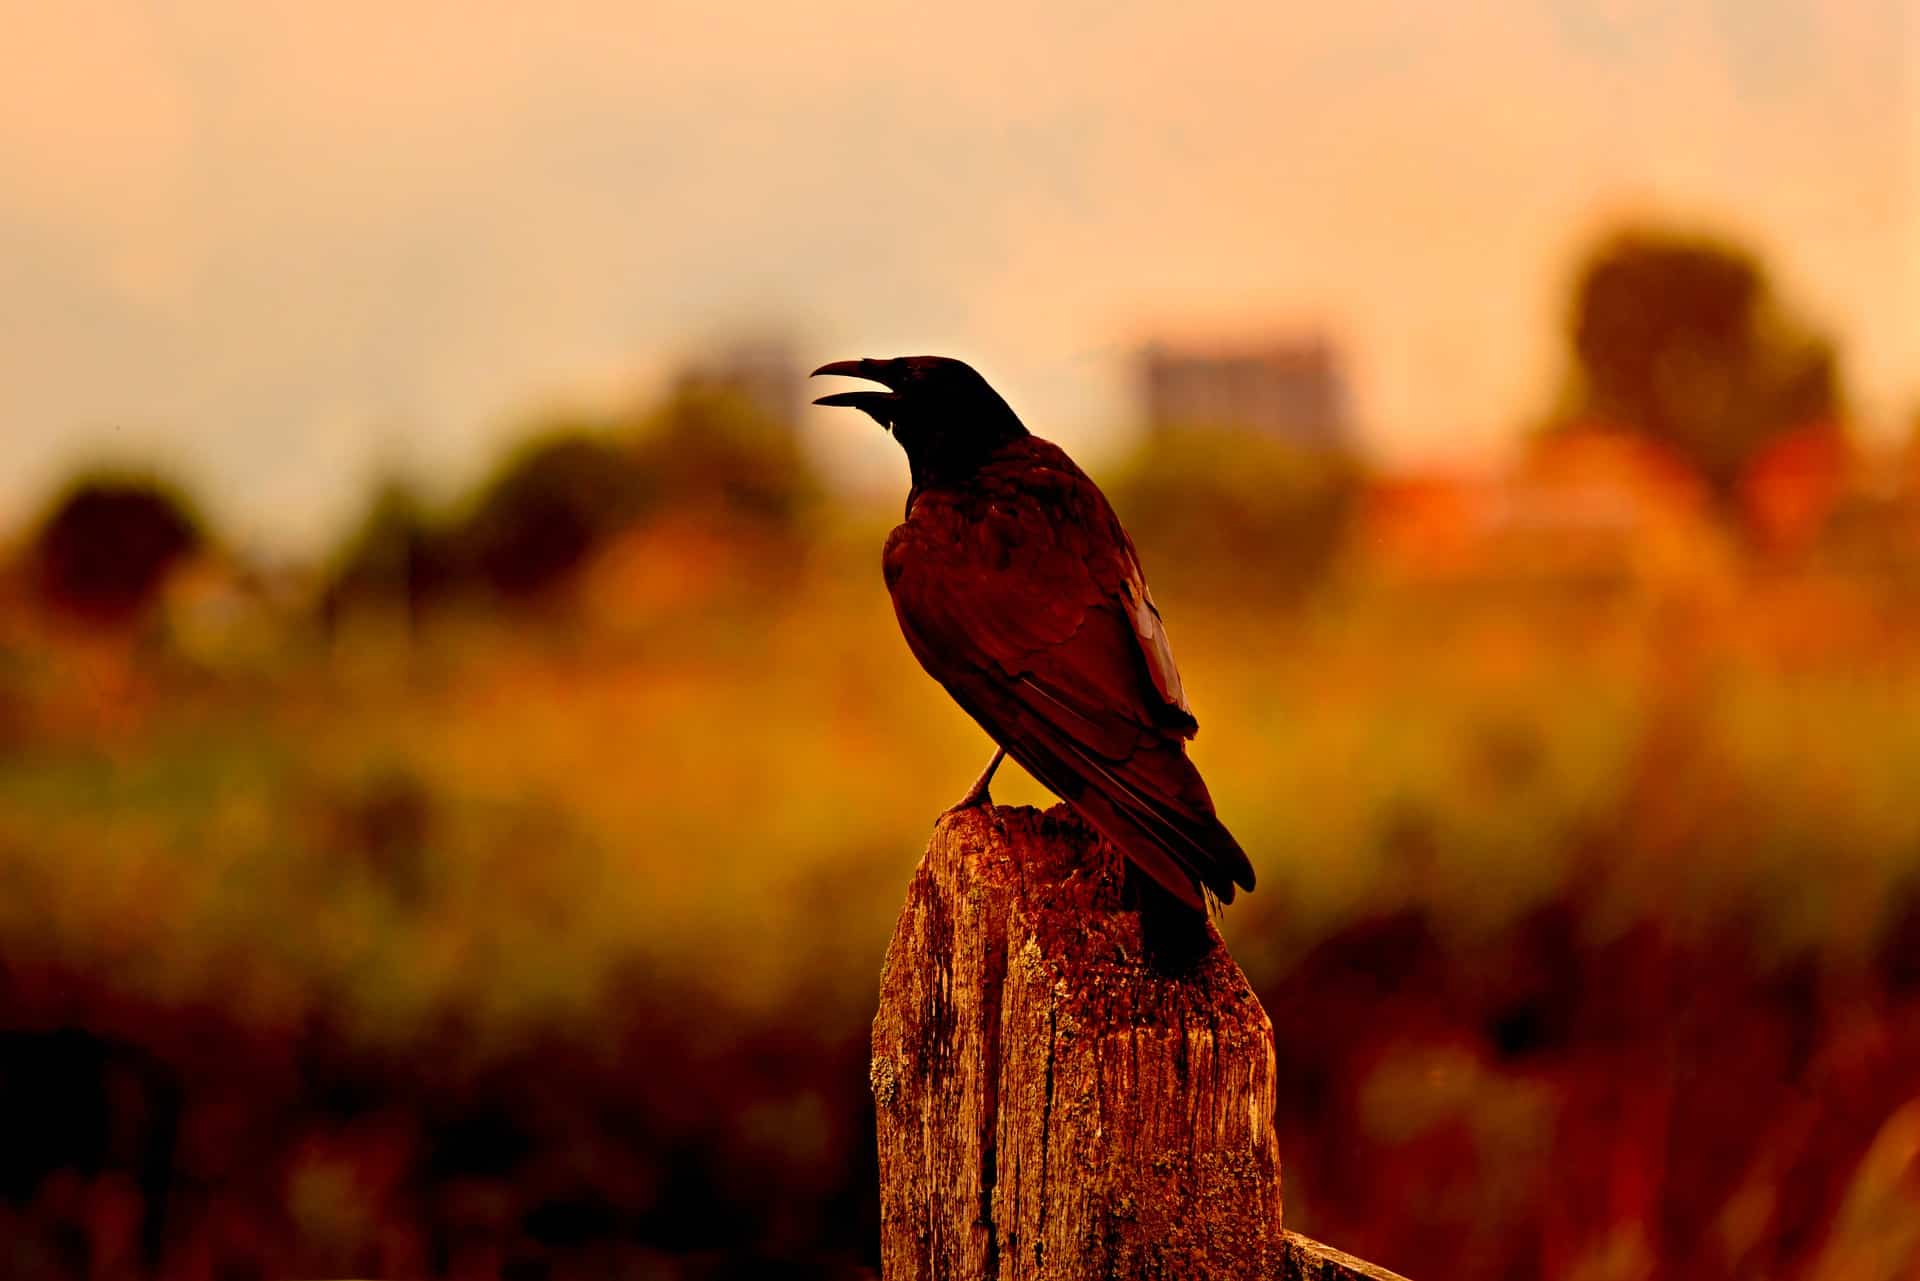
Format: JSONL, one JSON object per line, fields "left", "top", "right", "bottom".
{"left": 1138, "top": 336, "right": 1349, "bottom": 449}
{"left": 672, "top": 337, "right": 800, "bottom": 426}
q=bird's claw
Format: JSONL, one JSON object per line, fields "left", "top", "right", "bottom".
{"left": 944, "top": 783, "right": 995, "bottom": 814}
{"left": 944, "top": 747, "right": 1007, "bottom": 815}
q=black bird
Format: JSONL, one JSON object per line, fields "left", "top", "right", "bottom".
{"left": 813, "top": 355, "right": 1255, "bottom": 918}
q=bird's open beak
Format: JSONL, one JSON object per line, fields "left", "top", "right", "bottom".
{"left": 811, "top": 358, "right": 901, "bottom": 423}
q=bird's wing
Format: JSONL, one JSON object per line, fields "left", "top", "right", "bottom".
{"left": 884, "top": 480, "right": 1252, "bottom": 907}
{"left": 1112, "top": 525, "right": 1196, "bottom": 737}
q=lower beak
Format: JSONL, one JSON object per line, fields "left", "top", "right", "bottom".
{"left": 810, "top": 390, "right": 899, "bottom": 428}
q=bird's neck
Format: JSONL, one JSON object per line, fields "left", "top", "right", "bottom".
{"left": 897, "top": 415, "right": 1028, "bottom": 494}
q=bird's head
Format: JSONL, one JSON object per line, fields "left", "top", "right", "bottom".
{"left": 812, "top": 356, "right": 1028, "bottom": 487}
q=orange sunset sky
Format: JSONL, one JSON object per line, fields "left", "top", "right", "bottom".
{"left": 1, "top": 0, "right": 1914, "bottom": 551}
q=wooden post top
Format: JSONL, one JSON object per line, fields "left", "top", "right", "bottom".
{"left": 871, "top": 803, "right": 1407, "bottom": 1281}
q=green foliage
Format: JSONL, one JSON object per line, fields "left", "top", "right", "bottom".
{"left": 28, "top": 470, "right": 203, "bottom": 623}
{"left": 1562, "top": 226, "right": 1841, "bottom": 491}
{"left": 1109, "top": 426, "right": 1362, "bottom": 595}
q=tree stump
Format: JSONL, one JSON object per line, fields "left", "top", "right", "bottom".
{"left": 871, "top": 803, "right": 1286, "bottom": 1279}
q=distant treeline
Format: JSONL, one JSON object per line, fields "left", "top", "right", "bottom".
{"left": 323, "top": 387, "right": 820, "bottom": 616}
{"left": 16, "top": 387, "right": 822, "bottom": 625}
{"left": 18, "top": 395, "right": 1370, "bottom": 628}
{"left": 13, "top": 223, "right": 1876, "bottom": 626}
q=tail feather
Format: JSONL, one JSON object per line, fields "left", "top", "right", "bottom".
{"left": 1056, "top": 734, "right": 1253, "bottom": 898}
{"left": 1131, "top": 868, "right": 1217, "bottom": 972}
{"left": 1003, "top": 732, "right": 1249, "bottom": 913}
{"left": 940, "top": 676, "right": 1254, "bottom": 911}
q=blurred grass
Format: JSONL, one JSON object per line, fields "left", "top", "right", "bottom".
{"left": 10, "top": 510, "right": 1920, "bottom": 1277}
{"left": 6, "top": 518, "right": 1919, "bottom": 1058}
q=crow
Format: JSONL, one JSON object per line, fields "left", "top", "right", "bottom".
{"left": 813, "top": 355, "right": 1255, "bottom": 922}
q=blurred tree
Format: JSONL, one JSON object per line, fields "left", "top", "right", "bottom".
{"left": 454, "top": 428, "right": 654, "bottom": 600}
{"left": 630, "top": 386, "right": 818, "bottom": 529}
{"left": 1561, "top": 227, "right": 1842, "bottom": 494}
{"left": 324, "top": 480, "right": 456, "bottom": 619}
{"left": 335, "top": 388, "right": 822, "bottom": 612}
{"left": 1110, "top": 428, "right": 1361, "bottom": 596}
{"left": 28, "top": 473, "right": 203, "bottom": 624}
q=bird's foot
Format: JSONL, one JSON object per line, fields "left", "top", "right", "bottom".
{"left": 943, "top": 747, "right": 1006, "bottom": 814}
{"left": 942, "top": 787, "right": 992, "bottom": 815}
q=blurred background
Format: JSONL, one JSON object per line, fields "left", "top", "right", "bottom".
{"left": 3, "top": 2, "right": 1918, "bottom": 1278}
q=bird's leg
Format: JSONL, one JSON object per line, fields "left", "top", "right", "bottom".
{"left": 947, "top": 747, "right": 1007, "bottom": 812}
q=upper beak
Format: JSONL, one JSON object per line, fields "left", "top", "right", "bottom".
{"left": 810, "top": 358, "right": 880, "bottom": 382}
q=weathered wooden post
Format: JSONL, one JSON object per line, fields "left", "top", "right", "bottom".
{"left": 871, "top": 803, "right": 1406, "bottom": 1281}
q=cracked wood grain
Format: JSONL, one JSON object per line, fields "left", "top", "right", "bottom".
{"left": 871, "top": 803, "right": 1289, "bottom": 1280}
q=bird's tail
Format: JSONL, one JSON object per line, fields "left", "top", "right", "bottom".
{"left": 1128, "top": 866, "right": 1217, "bottom": 972}
{"left": 1052, "top": 735, "right": 1255, "bottom": 908}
